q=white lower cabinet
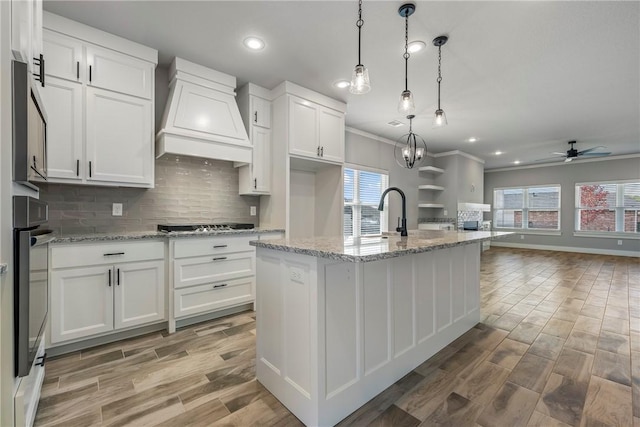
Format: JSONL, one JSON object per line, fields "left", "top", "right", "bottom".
{"left": 174, "top": 276, "right": 254, "bottom": 319}
{"left": 50, "top": 241, "right": 165, "bottom": 344}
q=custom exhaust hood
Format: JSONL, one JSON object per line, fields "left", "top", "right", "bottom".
{"left": 156, "top": 58, "right": 251, "bottom": 163}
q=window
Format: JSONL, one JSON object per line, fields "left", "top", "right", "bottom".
{"left": 493, "top": 185, "right": 561, "bottom": 230}
{"left": 344, "top": 167, "right": 388, "bottom": 237}
{"left": 575, "top": 181, "right": 640, "bottom": 234}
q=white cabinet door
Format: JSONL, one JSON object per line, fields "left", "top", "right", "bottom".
{"left": 318, "top": 107, "right": 344, "bottom": 163}
{"left": 289, "top": 96, "right": 319, "bottom": 159}
{"left": 86, "top": 87, "right": 153, "bottom": 186}
{"left": 50, "top": 266, "right": 114, "bottom": 343}
{"left": 42, "top": 76, "right": 83, "bottom": 180}
{"left": 114, "top": 260, "right": 165, "bottom": 330}
{"left": 43, "top": 29, "right": 83, "bottom": 82}
{"left": 251, "top": 95, "right": 271, "bottom": 129}
{"left": 30, "top": 0, "right": 43, "bottom": 70}
{"left": 252, "top": 126, "right": 271, "bottom": 193}
{"left": 86, "top": 44, "right": 154, "bottom": 99}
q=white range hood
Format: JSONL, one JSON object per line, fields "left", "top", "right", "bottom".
{"left": 156, "top": 58, "right": 251, "bottom": 163}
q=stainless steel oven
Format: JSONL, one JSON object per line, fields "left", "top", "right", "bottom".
{"left": 14, "top": 196, "right": 54, "bottom": 377}
{"left": 12, "top": 60, "right": 47, "bottom": 190}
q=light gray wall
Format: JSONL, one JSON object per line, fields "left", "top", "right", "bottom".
{"left": 345, "top": 131, "right": 421, "bottom": 230}
{"left": 484, "top": 157, "right": 640, "bottom": 253}
{"left": 39, "top": 155, "right": 260, "bottom": 234}
{"left": 432, "top": 154, "right": 484, "bottom": 218}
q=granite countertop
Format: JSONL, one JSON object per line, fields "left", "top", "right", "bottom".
{"left": 250, "top": 230, "right": 512, "bottom": 262}
{"left": 52, "top": 228, "right": 285, "bottom": 244}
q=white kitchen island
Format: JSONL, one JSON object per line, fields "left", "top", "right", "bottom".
{"left": 250, "top": 230, "right": 510, "bottom": 426}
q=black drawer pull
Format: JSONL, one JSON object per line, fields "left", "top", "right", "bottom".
{"left": 213, "top": 245, "right": 228, "bottom": 248}
{"left": 76, "top": 159, "right": 80, "bottom": 176}
{"left": 77, "top": 61, "right": 79, "bottom": 79}
{"left": 108, "top": 269, "right": 111, "bottom": 287}
{"left": 89, "top": 65, "right": 92, "bottom": 82}
{"left": 213, "top": 284, "right": 228, "bottom": 289}
{"left": 35, "top": 353, "right": 47, "bottom": 367}
{"left": 117, "top": 268, "right": 120, "bottom": 286}
{"left": 212, "top": 257, "right": 227, "bottom": 261}
{"left": 104, "top": 252, "right": 125, "bottom": 256}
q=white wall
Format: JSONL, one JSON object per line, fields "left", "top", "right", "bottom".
{"left": 345, "top": 130, "right": 421, "bottom": 230}
{"left": 484, "top": 156, "right": 640, "bottom": 255}
{"left": 0, "top": 1, "right": 15, "bottom": 425}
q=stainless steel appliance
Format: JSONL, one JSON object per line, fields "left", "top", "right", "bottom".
{"left": 14, "top": 196, "right": 54, "bottom": 377}
{"left": 13, "top": 60, "right": 47, "bottom": 190}
{"left": 158, "top": 223, "right": 255, "bottom": 233}
{"left": 462, "top": 221, "right": 480, "bottom": 231}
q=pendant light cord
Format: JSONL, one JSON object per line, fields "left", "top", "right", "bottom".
{"left": 403, "top": 13, "right": 409, "bottom": 91}
{"left": 437, "top": 45, "right": 442, "bottom": 109}
{"left": 356, "top": 0, "right": 364, "bottom": 66}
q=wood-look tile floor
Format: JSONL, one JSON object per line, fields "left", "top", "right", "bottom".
{"left": 35, "top": 248, "right": 640, "bottom": 427}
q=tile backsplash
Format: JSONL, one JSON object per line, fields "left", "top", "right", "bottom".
{"left": 457, "top": 210, "right": 483, "bottom": 229}
{"left": 39, "top": 155, "right": 260, "bottom": 235}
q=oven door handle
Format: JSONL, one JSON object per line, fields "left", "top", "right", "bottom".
{"left": 30, "top": 230, "right": 56, "bottom": 247}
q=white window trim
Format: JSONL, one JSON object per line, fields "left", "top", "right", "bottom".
{"left": 574, "top": 181, "right": 639, "bottom": 234}
{"left": 344, "top": 166, "right": 389, "bottom": 238}
{"left": 493, "top": 184, "right": 562, "bottom": 231}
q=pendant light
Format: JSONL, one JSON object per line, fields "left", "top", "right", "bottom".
{"left": 349, "top": 0, "right": 371, "bottom": 94}
{"left": 397, "top": 3, "right": 416, "bottom": 114}
{"left": 432, "top": 35, "right": 448, "bottom": 127}
{"left": 394, "top": 115, "right": 427, "bottom": 169}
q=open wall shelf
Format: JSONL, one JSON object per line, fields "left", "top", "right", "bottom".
{"left": 418, "top": 184, "right": 445, "bottom": 191}
{"left": 418, "top": 166, "right": 444, "bottom": 174}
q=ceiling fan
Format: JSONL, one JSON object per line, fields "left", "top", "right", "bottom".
{"left": 542, "top": 141, "right": 611, "bottom": 163}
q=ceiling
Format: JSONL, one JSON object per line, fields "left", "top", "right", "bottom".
{"left": 43, "top": 1, "right": 640, "bottom": 169}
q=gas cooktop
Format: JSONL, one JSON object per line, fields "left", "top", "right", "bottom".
{"left": 157, "top": 223, "right": 255, "bottom": 233}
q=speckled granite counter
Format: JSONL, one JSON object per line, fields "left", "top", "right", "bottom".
{"left": 250, "top": 230, "right": 512, "bottom": 262}
{"left": 52, "top": 228, "right": 285, "bottom": 244}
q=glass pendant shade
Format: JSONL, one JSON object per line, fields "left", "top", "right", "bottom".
{"left": 398, "top": 90, "right": 415, "bottom": 114}
{"left": 433, "top": 109, "right": 447, "bottom": 128}
{"left": 350, "top": 64, "right": 371, "bottom": 94}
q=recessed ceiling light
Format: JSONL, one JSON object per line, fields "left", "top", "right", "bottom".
{"left": 334, "top": 80, "right": 351, "bottom": 89}
{"left": 468, "top": 137, "right": 477, "bottom": 143}
{"left": 495, "top": 151, "right": 503, "bottom": 155}
{"left": 513, "top": 160, "right": 521, "bottom": 164}
{"left": 407, "top": 40, "right": 426, "bottom": 54}
{"left": 243, "top": 37, "right": 265, "bottom": 51}
{"left": 387, "top": 120, "right": 405, "bottom": 127}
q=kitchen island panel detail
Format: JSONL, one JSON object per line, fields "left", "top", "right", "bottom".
{"left": 256, "top": 241, "right": 482, "bottom": 426}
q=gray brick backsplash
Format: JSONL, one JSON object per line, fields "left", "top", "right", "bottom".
{"left": 39, "top": 155, "right": 260, "bottom": 235}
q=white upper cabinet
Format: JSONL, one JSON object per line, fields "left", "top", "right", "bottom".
{"left": 42, "top": 12, "right": 157, "bottom": 188}
{"left": 237, "top": 83, "right": 272, "bottom": 195}
{"left": 42, "top": 76, "right": 83, "bottom": 180}
{"left": 287, "top": 94, "right": 345, "bottom": 164}
{"left": 318, "top": 107, "right": 345, "bottom": 163}
{"left": 86, "top": 87, "right": 153, "bottom": 185}
{"left": 251, "top": 96, "right": 271, "bottom": 129}
{"left": 43, "top": 30, "right": 83, "bottom": 82}
{"left": 86, "top": 45, "right": 154, "bottom": 99}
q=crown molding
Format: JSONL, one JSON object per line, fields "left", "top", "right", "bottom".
{"left": 431, "top": 150, "right": 485, "bottom": 164}
{"left": 485, "top": 153, "right": 640, "bottom": 173}
{"left": 345, "top": 127, "right": 436, "bottom": 157}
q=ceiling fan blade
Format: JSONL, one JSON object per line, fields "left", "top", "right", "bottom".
{"left": 564, "top": 157, "right": 573, "bottom": 163}
{"left": 579, "top": 152, "right": 612, "bottom": 157}
{"left": 578, "top": 146, "right": 607, "bottom": 155}
{"left": 551, "top": 152, "right": 567, "bottom": 156}
{"left": 534, "top": 156, "right": 564, "bottom": 163}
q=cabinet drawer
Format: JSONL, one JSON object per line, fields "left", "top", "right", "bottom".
{"left": 173, "top": 235, "right": 254, "bottom": 258}
{"left": 51, "top": 241, "right": 164, "bottom": 269}
{"left": 174, "top": 277, "right": 254, "bottom": 318}
{"left": 174, "top": 251, "right": 254, "bottom": 289}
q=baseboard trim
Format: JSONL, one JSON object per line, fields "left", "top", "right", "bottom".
{"left": 176, "top": 303, "right": 254, "bottom": 329}
{"left": 490, "top": 241, "right": 640, "bottom": 257}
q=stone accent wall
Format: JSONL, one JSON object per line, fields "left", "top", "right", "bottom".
{"left": 39, "top": 155, "right": 260, "bottom": 234}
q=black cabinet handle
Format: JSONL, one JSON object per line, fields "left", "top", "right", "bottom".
{"left": 108, "top": 269, "right": 111, "bottom": 287}
{"left": 33, "top": 54, "right": 44, "bottom": 87}
{"left": 41, "top": 56, "right": 45, "bottom": 87}
{"left": 117, "top": 268, "right": 120, "bottom": 286}
{"left": 254, "top": 111, "right": 258, "bottom": 123}
{"left": 320, "top": 146, "right": 324, "bottom": 157}
{"left": 317, "top": 146, "right": 320, "bottom": 156}
{"left": 103, "top": 252, "right": 125, "bottom": 256}
{"left": 254, "top": 178, "right": 257, "bottom": 189}
{"left": 213, "top": 284, "right": 228, "bottom": 289}
{"left": 213, "top": 244, "right": 227, "bottom": 248}
{"left": 89, "top": 65, "right": 92, "bottom": 82}
{"left": 212, "top": 257, "right": 227, "bottom": 261}
{"left": 76, "top": 159, "right": 80, "bottom": 176}
{"left": 35, "top": 353, "right": 47, "bottom": 367}
{"left": 89, "top": 161, "right": 92, "bottom": 177}
{"left": 77, "top": 61, "right": 80, "bottom": 79}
